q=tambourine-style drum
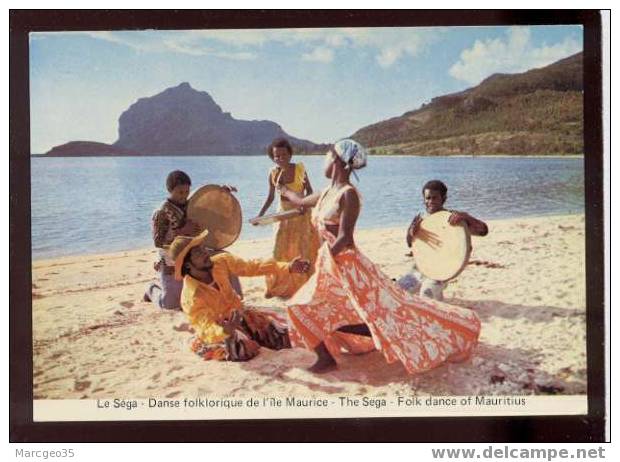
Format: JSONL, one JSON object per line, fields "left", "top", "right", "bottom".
{"left": 187, "top": 185, "right": 242, "bottom": 250}
{"left": 411, "top": 210, "right": 472, "bottom": 282}
{"left": 249, "top": 209, "right": 303, "bottom": 226}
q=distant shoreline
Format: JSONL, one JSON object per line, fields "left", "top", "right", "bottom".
{"left": 31, "top": 153, "right": 585, "bottom": 158}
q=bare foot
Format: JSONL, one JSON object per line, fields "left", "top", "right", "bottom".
{"left": 307, "top": 356, "right": 338, "bottom": 374}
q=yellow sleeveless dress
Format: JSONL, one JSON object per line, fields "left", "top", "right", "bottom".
{"left": 265, "top": 163, "right": 320, "bottom": 299}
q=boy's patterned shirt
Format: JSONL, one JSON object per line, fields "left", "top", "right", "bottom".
{"left": 152, "top": 199, "right": 187, "bottom": 249}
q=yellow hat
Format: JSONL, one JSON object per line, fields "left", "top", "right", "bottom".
{"left": 168, "top": 229, "right": 210, "bottom": 281}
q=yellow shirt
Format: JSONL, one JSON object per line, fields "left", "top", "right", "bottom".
{"left": 270, "top": 162, "right": 306, "bottom": 194}
{"left": 181, "top": 253, "right": 290, "bottom": 344}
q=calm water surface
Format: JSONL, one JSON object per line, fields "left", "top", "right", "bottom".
{"left": 31, "top": 155, "right": 584, "bottom": 259}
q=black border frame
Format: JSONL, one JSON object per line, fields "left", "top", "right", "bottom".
{"left": 9, "top": 9, "right": 606, "bottom": 443}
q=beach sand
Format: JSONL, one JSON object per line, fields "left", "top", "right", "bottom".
{"left": 32, "top": 214, "right": 587, "bottom": 400}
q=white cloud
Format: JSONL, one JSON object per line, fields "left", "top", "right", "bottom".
{"left": 340, "top": 27, "right": 435, "bottom": 67}
{"left": 449, "top": 27, "right": 582, "bottom": 85}
{"left": 161, "top": 37, "right": 256, "bottom": 60}
{"left": 84, "top": 31, "right": 142, "bottom": 46}
{"left": 31, "top": 27, "right": 439, "bottom": 66}
{"left": 301, "top": 46, "right": 334, "bottom": 63}
{"left": 375, "top": 39, "right": 425, "bottom": 68}
{"left": 31, "top": 30, "right": 258, "bottom": 60}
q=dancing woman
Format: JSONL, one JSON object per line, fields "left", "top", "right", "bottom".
{"left": 279, "top": 139, "right": 481, "bottom": 373}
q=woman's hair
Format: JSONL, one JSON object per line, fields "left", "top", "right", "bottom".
{"left": 267, "top": 137, "right": 293, "bottom": 159}
{"left": 166, "top": 170, "right": 192, "bottom": 192}
{"left": 422, "top": 180, "right": 448, "bottom": 200}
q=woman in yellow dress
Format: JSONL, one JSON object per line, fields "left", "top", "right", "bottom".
{"left": 254, "top": 138, "right": 320, "bottom": 299}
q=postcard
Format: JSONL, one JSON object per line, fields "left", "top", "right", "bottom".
{"left": 10, "top": 10, "right": 606, "bottom": 442}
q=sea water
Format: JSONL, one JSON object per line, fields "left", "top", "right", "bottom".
{"left": 30, "top": 155, "right": 584, "bottom": 259}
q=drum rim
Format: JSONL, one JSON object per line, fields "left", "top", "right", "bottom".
{"left": 411, "top": 210, "right": 472, "bottom": 282}
{"left": 187, "top": 184, "right": 242, "bottom": 249}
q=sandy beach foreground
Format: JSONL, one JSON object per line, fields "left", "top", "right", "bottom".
{"left": 32, "top": 214, "right": 587, "bottom": 400}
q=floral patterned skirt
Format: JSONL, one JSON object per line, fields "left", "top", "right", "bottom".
{"left": 286, "top": 244, "right": 481, "bottom": 374}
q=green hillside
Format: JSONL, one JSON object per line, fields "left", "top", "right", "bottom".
{"left": 352, "top": 53, "right": 583, "bottom": 156}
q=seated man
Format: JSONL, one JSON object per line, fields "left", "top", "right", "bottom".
{"left": 398, "top": 180, "right": 488, "bottom": 301}
{"left": 169, "top": 229, "right": 310, "bottom": 362}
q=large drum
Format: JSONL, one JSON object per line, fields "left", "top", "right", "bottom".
{"left": 186, "top": 185, "right": 242, "bottom": 250}
{"left": 411, "top": 210, "right": 471, "bottom": 281}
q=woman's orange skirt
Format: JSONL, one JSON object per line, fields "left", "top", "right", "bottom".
{"left": 286, "top": 244, "right": 481, "bottom": 374}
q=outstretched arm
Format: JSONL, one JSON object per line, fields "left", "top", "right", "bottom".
{"left": 449, "top": 211, "right": 488, "bottom": 236}
{"left": 224, "top": 254, "right": 309, "bottom": 277}
{"left": 279, "top": 185, "right": 321, "bottom": 207}
{"left": 330, "top": 189, "right": 360, "bottom": 256}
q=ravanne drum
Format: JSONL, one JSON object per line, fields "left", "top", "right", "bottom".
{"left": 411, "top": 210, "right": 472, "bottom": 282}
{"left": 249, "top": 209, "right": 303, "bottom": 226}
{"left": 186, "top": 185, "right": 242, "bottom": 250}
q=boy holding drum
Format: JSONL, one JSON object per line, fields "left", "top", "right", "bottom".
{"left": 398, "top": 180, "right": 488, "bottom": 300}
{"left": 144, "top": 170, "right": 201, "bottom": 310}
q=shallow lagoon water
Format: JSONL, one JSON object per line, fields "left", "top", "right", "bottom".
{"left": 31, "top": 155, "right": 584, "bottom": 259}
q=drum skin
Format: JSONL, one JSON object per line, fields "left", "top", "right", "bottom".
{"left": 411, "top": 210, "right": 472, "bottom": 282}
{"left": 187, "top": 185, "right": 242, "bottom": 250}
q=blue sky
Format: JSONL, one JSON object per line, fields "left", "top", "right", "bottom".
{"left": 29, "top": 25, "right": 582, "bottom": 153}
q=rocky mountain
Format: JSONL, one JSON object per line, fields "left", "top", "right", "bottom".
{"left": 42, "top": 54, "right": 583, "bottom": 157}
{"left": 44, "top": 83, "right": 325, "bottom": 156}
{"left": 351, "top": 52, "right": 583, "bottom": 155}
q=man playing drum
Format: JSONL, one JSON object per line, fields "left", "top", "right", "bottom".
{"left": 398, "top": 180, "right": 488, "bottom": 300}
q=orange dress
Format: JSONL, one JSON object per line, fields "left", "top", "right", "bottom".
{"left": 286, "top": 185, "right": 481, "bottom": 374}
{"left": 265, "top": 163, "right": 320, "bottom": 299}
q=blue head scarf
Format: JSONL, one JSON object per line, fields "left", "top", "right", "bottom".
{"left": 333, "top": 139, "right": 368, "bottom": 180}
